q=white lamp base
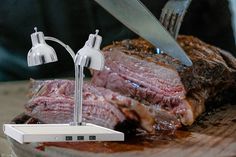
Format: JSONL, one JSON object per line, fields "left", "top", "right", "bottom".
{"left": 3, "top": 123, "right": 124, "bottom": 144}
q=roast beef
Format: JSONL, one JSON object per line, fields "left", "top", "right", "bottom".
{"left": 25, "top": 35, "right": 236, "bottom": 133}
{"left": 25, "top": 79, "right": 156, "bottom": 133}
{"left": 92, "top": 35, "right": 236, "bottom": 127}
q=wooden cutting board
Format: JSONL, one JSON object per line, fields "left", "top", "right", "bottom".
{"left": 9, "top": 104, "right": 236, "bottom": 157}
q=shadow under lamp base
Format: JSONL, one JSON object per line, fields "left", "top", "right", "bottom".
{"left": 3, "top": 123, "right": 124, "bottom": 144}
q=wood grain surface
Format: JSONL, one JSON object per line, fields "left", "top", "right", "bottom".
{"left": 0, "top": 81, "right": 236, "bottom": 157}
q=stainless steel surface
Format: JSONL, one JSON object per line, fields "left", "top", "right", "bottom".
{"left": 73, "top": 56, "right": 90, "bottom": 126}
{"left": 75, "top": 30, "right": 105, "bottom": 71}
{"left": 94, "top": 0, "right": 192, "bottom": 66}
{"left": 27, "top": 27, "right": 75, "bottom": 67}
{"left": 160, "top": 0, "right": 192, "bottom": 39}
{"left": 28, "top": 30, "right": 58, "bottom": 66}
{"left": 73, "top": 30, "right": 105, "bottom": 125}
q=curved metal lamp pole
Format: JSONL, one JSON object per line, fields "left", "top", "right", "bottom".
{"left": 44, "top": 36, "right": 75, "bottom": 59}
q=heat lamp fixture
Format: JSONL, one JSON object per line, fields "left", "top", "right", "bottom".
{"left": 3, "top": 27, "right": 124, "bottom": 143}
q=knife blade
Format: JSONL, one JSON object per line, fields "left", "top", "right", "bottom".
{"left": 94, "top": 0, "right": 192, "bottom": 66}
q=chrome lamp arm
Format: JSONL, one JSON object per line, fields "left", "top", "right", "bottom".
{"left": 44, "top": 36, "right": 75, "bottom": 60}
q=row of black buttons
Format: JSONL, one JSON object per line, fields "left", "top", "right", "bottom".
{"left": 65, "top": 136, "right": 96, "bottom": 141}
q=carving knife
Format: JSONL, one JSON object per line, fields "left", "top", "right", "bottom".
{"left": 94, "top": 0, "right": 192, "bottom": 66}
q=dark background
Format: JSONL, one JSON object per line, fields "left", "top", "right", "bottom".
{"left": 0, "top": 0, "right": 235, "bottom": 81}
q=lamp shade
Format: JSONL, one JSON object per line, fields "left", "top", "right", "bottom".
{"left": 27, "top": 44, "right": 58, "bottom": 66}
{"left": 27, "top": 30, "right": 58, "bottom": 66}
{"left": 75, "top": 30, "right": 104, "bottom": 71}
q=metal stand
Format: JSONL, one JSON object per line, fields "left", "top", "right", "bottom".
{"left": 72, "top": 56, "right": 90, "bottom": 126}
{"left": 3, "top": 28, "right": 124, "bottom": 144}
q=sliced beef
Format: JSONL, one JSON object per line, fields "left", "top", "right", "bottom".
{"left": 92, "top": 35, "right": 236, "bottom": 127}
{"left": 25, "top": 80, "right": 156, "bottom": 133}
{"left": 25, "top": 35, "right": 236, "bottom": 132}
